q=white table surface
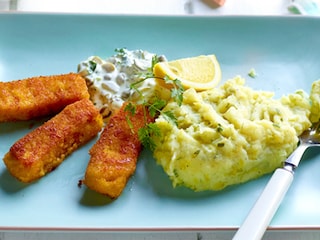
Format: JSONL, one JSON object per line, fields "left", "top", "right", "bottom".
{"left": 1, "top": 0, "right": 320, "bottom": 239}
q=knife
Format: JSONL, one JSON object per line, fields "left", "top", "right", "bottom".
{"left": 232, "top": 133, "right": 314, "bottom": 240}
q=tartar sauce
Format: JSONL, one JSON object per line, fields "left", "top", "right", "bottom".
{"left": 77, "top": 49, "right": 166, "bottom": 121}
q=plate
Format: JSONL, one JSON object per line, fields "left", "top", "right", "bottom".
{"left": 1, "top": 13, "right": 320, "bottom": 231}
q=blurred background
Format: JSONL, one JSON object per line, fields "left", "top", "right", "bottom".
{"left": 0, "top": 0, "right": 308, "bottom": 15}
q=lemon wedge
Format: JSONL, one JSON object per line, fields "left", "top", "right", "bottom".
{"left": 153, "top": 55, "right": 221, "bottom": 91}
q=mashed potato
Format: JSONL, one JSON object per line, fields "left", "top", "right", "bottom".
{"left": 152, "top": 76, "right": 312, "bottom": 191}
{"left": 310, "top": 79, "right": 320, "bottom": 123}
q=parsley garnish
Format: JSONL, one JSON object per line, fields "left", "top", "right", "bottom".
{"left": 138, "top": 123, "right": 161, "bottom": 151}
{"left": 168, "top": 77, "right": 184, "bottom": 106}
{"left": 162, "top": 110, "right": 178, "bottom": 126}
{"left": 124, "top": 102, "right": 136, "bottom": 133}
{"left": 122, "top": 50, "right": 184, "bottom": 150}
{"left": 88, "top": 60, "right": 97, "bottom": 72}
{"left": 124, "top": 102, "right": 136, "bottom": 115}
{"left": 114, "top": 47, "right": 127, "bottom": 55}
{"left": 148, "top": 99, "right": 167, "bottom": 117}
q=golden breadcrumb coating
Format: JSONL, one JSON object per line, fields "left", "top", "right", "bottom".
{"left": 83, "top": 103, "right": 154, "bottom": 198}
{"left": 0, "top": 73, "right": 89, "bottom": 122}
{"left": 3, "top": 99, "right": 103, "bottom": 183}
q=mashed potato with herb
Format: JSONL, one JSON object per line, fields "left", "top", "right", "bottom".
{"left": 152, "top": 76, "right": 312, "bottom": 191}
{"left": 310, "top": 79, "right": 320, "bottom": 123}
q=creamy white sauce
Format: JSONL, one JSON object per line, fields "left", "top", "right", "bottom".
{"left": 77, "top": 49, "right": 166, "bottom": 120}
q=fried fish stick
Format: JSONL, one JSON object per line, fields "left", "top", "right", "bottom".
{"left": 83, "top": 103, "right": 154, "bottom": 198}
{"left": 3, "top": 99, "right": 103, "bottom": 183}
{"left": 0, "top": 73, "right": 89, "bottom": 122}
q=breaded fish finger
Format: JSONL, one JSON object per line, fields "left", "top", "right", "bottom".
{"left": 83, "top": 103, "right": 154, "bottom": 198}
{"left": 3, "top": 99, "right": 103, "bottom": 183}
{"left": 0, "top": 73, "right": 89, "bottom": 122}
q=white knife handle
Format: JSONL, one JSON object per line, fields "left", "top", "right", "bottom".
{"left": 232, "top": 168, "right": 294, "bottom": 240}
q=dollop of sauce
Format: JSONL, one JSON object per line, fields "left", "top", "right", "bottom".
{"left": 77, "top": 49, "right": 166, "bottom": 121}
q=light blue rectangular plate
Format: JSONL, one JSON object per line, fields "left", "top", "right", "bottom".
{"left": 1, "top": 13, "right": 320, "bottom": 231}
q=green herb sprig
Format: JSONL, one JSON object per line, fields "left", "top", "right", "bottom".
{"left": 125, "top": 53, "right": 184, "bottom": 151}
